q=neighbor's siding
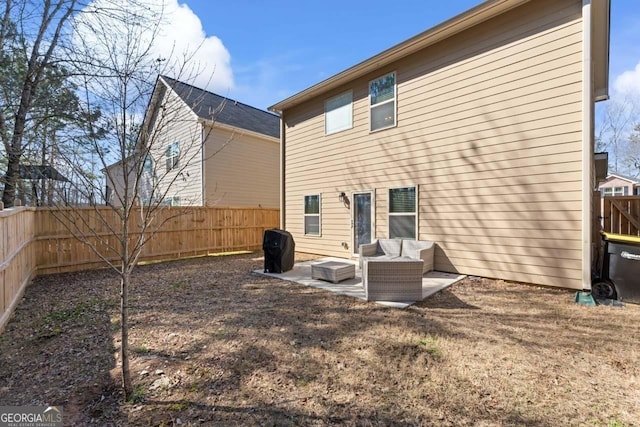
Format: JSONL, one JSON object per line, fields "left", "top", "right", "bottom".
{"left": 204, "top": 125, "right": 279, "bottom": 208}
{"left": 598, "top": 177, "right": 636, "bottom": 196}
{"left": 150, "top": 85, "right": 204, "bottom": 206}
{"left": 284, "top": 0, "right": 584, "bottom": 288}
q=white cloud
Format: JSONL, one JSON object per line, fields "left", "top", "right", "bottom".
{"left": 74, "top": 0, "right": 234, "bottom": 93}
{"left": 152, "top": 0, "right": 234, "bottom": 93}
{"left": 613, "top": 61, "right": 640, "bottom": 96}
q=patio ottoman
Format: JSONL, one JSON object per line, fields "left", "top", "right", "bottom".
{"left": 311, "top": 261, "right": 356, "bottom": 283}
{"left": 363, "top": 257, "right": 423, "bottom": 302}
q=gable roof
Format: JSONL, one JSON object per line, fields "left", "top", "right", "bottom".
{"left": 606, "top": 173, "right": 640, "bottom": 185}
{"left": 269, "top": 0, "right": 610, "bottom": 113}
{"left": 160, "top": 76, "right": 279, "bottom": 139}
{"left": 19, "top": 165, "right": 70, "bottom": 182}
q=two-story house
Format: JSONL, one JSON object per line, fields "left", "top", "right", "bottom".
{"left": 106, "top": 75, "right": 280, "bottom": 208}
{"left": 270, "top": 0, "right": 610, "bottom": 290}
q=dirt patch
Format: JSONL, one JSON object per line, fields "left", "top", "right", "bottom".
{"left": 0, "top": 253, "right": 638, "bottom": 426}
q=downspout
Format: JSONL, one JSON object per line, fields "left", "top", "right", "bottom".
{"left": 279, "top": 112, "right": 286, "bottom": 229}
{"left": 582, "top": 0, "right": 593, "bottom": 290}
{"left": 201, "top": 124, "right": 206, "bottom": 206}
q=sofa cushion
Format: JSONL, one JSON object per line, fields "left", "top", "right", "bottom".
{"left": 377, "top": 239, "right": 402, "bottom": 257}
{"left": 401, "top": 240, "right": 434, "bottom": 258}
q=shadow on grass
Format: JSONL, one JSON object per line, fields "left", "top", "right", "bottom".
{"left": 0, "top": 270, "right": 122, "bottom": 425}
{"left": 3, "top": 253, "right": 639, "bottom": 425}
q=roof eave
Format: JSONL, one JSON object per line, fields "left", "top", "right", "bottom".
{"left": 592, "top": 0, "right": 611, "bottom": 103}
{"left": 199, "top": 119, "right": 280, "bottom": 143}
{"left": 268, "top": 0, "right": 531, "bottom": 113}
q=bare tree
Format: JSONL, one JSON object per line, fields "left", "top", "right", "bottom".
{"left": 626, "top": 123, "right": 640, "bottom": 177}
{"left": 596, "top": 96, "right": 638, "bottom": 175}
{"left": 43, "top": 0, "right": 231, "bottom": 399}
{"left": 0, "top": 0, "right": 78, "bottom": 207}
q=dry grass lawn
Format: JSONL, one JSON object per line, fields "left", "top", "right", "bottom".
{"left": 0, "top": 252, "right": 638, "bottom": 426}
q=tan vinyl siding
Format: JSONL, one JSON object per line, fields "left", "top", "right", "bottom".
{"left": 149, "top": 87, "right": 204, "bottom": 206}
{"left": 283, "top": 0, "right": 584, "bottom": 288}
{"left": 204, "top": 125, "right": 279, "bottom": 208}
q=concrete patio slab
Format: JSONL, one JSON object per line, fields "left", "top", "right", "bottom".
{"left": 253, "top": 257, "right": 465, "bottom": 309}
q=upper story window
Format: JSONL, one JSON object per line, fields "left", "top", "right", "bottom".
{"left": 325, "top": 91, "right": 353, "bottom": 135}
{"left": 143, "top": 155, "right": 153, "bottom": 174}
{"left": 369, "top": 72, "right": 396, "bottom": 132}
{"left": 166, "top": 142, "right": 179, "bottom": 171}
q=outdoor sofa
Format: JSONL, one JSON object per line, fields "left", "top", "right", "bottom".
{"left": 358, "top": 239, "right": 435, "bottom": 273}
{"left": 358, "top": 239, "right": 435, "bottom": 302}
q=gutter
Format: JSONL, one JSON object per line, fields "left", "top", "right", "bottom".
{"left": 277, "top": 111, "right": 286, "bottom": 229}
{"left": 582, "top": 0, "right": 593, "bottom": 290}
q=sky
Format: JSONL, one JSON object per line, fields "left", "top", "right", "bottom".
{"left": 94, "top": 0, "right": 640, "bottom": 112}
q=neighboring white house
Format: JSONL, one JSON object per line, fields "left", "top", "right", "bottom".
{"left": 598, "top": 173, "right": 640, "bottom": 197}
{"left": 105, "top": 75, "right": 280, "bottom": 208}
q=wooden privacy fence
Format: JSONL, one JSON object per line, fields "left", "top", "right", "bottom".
{"left": 1, "top": 206, "right": 279, "bottom": 332}
{"left": 0, "top": 208, "right": 37, "bottom": 333}
{"left": 602, "top": 196, "right": 640, "bottom": 237}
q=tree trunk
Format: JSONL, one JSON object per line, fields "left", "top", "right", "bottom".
{"left": 120, "top": 272, "right": 133, "bottom": 399}
{"left": 2, "top": 152, "right": 20, "bottom": 207}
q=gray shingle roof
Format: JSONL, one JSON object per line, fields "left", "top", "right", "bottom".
{"left": 160, "top": 76, "right": 280, "bottom": 139}
{"left": 19, "top": 165, "right": 70, "bottom": 182}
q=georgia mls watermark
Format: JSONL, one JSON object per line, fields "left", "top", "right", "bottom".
{"left": 0, "top": 406, "right": 63, "bottom": 427}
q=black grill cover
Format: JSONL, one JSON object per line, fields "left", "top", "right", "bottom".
{"left": 263, "top": 229, "right": 295, "bottom": 273}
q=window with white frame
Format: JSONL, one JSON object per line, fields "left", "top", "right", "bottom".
{"left": 304, "top": 194, "right": 321, "bottom": 236}
{"left": 389, "top": 186, "right": 416, "bottom": 239}
{"left": 143, "top": 155, "right": 153, "bottom": 174}
{"left": 325, "top": 91, "right": 353, "bottom": 135}
{"left": 601, "top": 186, "right": 628, "bottom": 197}
{"left": 369, "top": 72, "right": 396, "bottom": 132}
{"left": 166, "top": 142, "right": 179, "bottom": 171}
{"left": 163, "top": 195, "right": 180, "bottom": 206}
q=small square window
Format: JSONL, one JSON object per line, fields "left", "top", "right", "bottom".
{"left": 325, "top": 91, "right": 353, "bottom": 135}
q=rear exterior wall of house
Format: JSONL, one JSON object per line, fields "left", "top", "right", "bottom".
{"left": 283, "top": 0, "right": 585, "bottom": 288}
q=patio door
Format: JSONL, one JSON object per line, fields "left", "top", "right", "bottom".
{"left": 352, "top": 192, "right": 373, "bottom": 255}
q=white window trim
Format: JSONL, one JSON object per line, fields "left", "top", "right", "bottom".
{"left": 324, "top": 90, "right": 353, "bottom": 135}
{"left": 369, "top": 71, "right": 397, "bottom": 133}
{"left": 304, "top": 194, "right": 321, "bottom": 236}
{"left": 166, "top": 141, "right": 180, "bottom": 171}
{"left": 388, "top": 185, "right": 418, "bottom": 240}
{"left": 602, "top": 186, "right": 626, "bottom": 197}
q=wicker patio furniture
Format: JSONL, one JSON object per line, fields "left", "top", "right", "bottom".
{"left": 359, "top": 239, "right": 434, "bottom": 273}
{"left": 311, "top": 261, "right": 356, "bottom": 283}
{"left": 362, "top": 257, "right": 424, "bottom": 301}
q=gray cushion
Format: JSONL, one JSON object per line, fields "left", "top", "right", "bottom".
{"left": 401, "top": 240, "right": 434, "bottom": 258}
{"left": 377, "top": 239, "right": 402, "bottom": 257}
